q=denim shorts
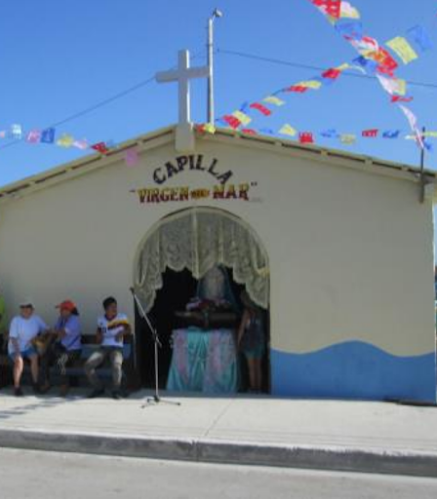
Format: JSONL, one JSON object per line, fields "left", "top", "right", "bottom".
{"left": 242, "top": 344, "right": 265, "bottom": 360}
{"left": 9, "top": 346, "right": 38, "bottom": 362}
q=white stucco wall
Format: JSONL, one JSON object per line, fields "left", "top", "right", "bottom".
{"left": 0, "top": 134, "right": 434, "bottom": 359}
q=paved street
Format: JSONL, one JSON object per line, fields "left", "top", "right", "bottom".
{"left": 0, "top": 448, "right": 436, "bottom": 499}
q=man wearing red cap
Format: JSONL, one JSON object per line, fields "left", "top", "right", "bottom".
{"left": 40, "top": 300, "right": 82, "bottom": 396}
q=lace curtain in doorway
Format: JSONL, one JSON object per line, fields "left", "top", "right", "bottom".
{"left": 134, "top": 209, "right": 269, "bottom": 312}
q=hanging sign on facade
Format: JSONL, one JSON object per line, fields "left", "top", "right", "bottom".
{"left": 131, "top": 182, "right": 259, "bottom": 205}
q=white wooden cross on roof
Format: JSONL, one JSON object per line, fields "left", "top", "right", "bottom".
{"left": 156, "top": 50, "right": 210, "bottom": 126}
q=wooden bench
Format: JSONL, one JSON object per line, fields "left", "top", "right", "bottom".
{"left": 0, "top": 335, "right": 135, "bottom": 389}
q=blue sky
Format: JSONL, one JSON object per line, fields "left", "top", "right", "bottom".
{"left": 0, "top": 0, "right": 436, "bottom": 187}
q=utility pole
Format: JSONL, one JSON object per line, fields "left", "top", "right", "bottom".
{"left": 419, "top": 126, "right": 426, "bottom": 203}
{"left": 207, "top": 9, "right": 223, "bottom": 125}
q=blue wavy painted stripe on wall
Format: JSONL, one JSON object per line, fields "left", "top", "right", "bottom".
{"left": 271, "top": 341, "right": 436, "bottom": 402}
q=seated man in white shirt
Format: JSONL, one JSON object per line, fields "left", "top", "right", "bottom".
{"left": 8, "top": 300, "right": 50, "bottom": 396}
{"left": 84, "top": 296, "right": 131, "bottom": 399}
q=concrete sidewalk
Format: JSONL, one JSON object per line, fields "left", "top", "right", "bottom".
{"left": 0, "top": 388, "right": 437, "bottom": 477}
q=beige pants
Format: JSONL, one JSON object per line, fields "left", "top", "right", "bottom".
{"left": 84, "top": 347, "right": 123, "bottom": 390}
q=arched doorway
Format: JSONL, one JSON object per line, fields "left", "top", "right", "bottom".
{"left": 132, "top": 207, "right": 270, "bottom": 393}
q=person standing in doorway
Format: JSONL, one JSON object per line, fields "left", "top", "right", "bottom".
{"left": 84, "top": 297, "right": 131, "bottom": 399}
{"left": 8, "top": 300, "right": 50, "bottom": 396}
{"left": 237, "top": 290, "right": 265, "bottom": 393}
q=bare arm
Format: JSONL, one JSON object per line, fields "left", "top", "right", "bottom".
{"left": 115, "top": 324, "right": 131, "bottom": 342}
{"left": 11, "top": 338, "right": 20, "bottom": 356}
{"left": 237, "top": 310, "right": 249, "bottom": 347}
{"left": 54, "top": 328, "right": 67, "bottom": 340}
{"left": 122, "top": 323, "right": 132, "bottom": 335}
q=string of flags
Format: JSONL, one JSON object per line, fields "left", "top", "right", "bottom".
{"left": 0, "top": 123, "right": 141, "bottom": 166}
{"left": 307, "top": 0, "right": 431, "bottom": 147}
{"left": 217, "top": 60, "right": 367, "bottom": 130}
{"left": 196, "top": 123, "right": 436, "bottom": 152}
{"left": 217, "top": 0, "right": 434, "bottom": 151}
{"left": 0, "top": 124, "right": 110, "bottom": 152}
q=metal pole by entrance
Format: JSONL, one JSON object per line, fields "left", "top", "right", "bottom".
{"left": 129, "top": 287, "right": 181, "bottom": 408}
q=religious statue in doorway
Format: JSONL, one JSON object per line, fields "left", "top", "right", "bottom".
{"left": 176, "top": 266, "right": 238, "bottom": 330}
{"left": 196, "top": 266, "right": 235, "bottom": 304}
